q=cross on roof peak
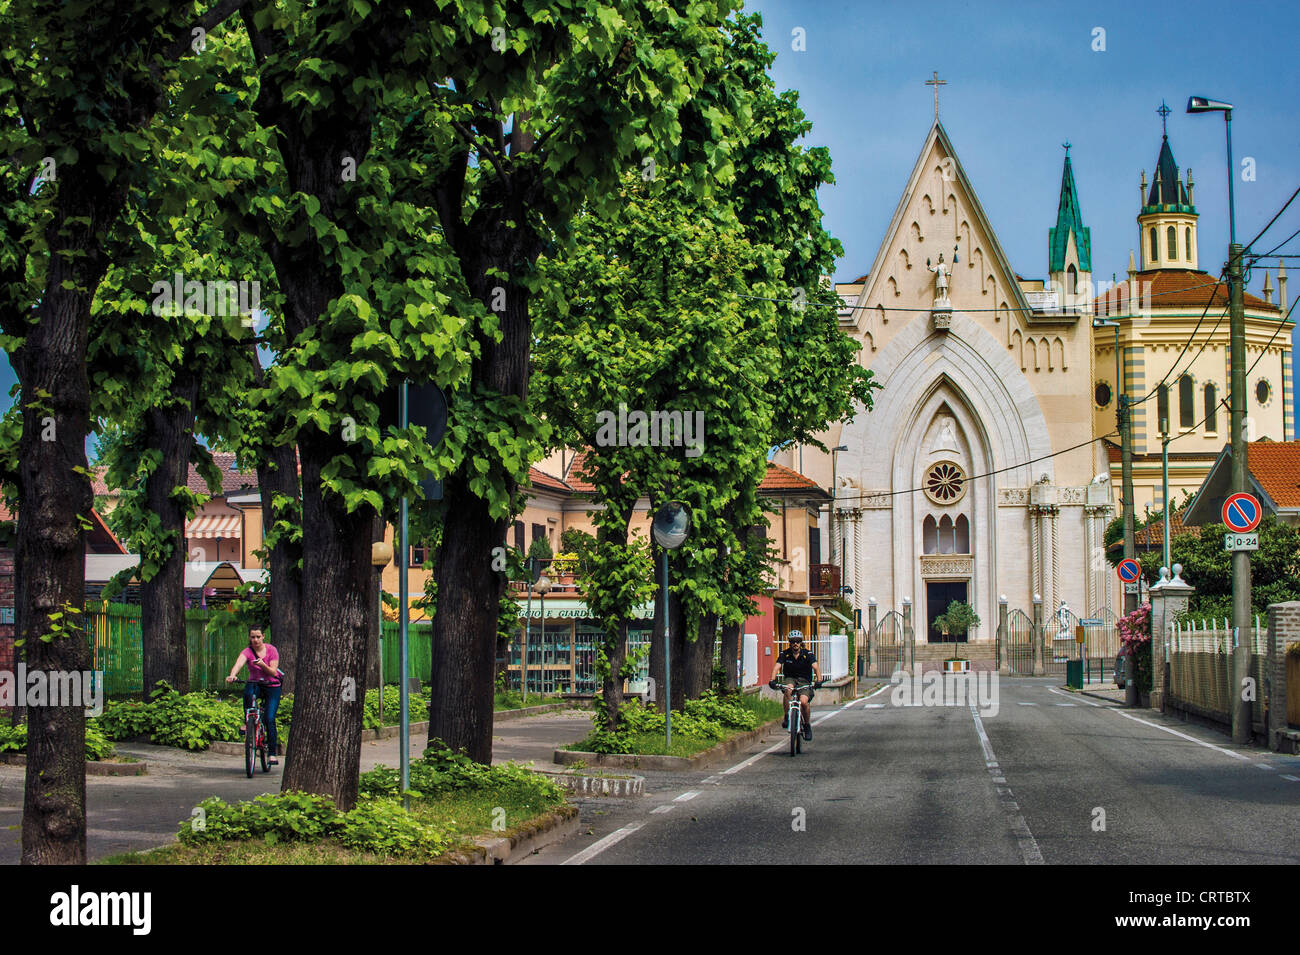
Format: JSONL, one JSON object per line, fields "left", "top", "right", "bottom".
{"left": 925, "top": 70, "right": 946, "bottom": 120}
{"left": 1157, "top": 99, "right": 1171, "bottom": 137}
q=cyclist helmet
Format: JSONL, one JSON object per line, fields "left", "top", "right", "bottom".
{"left": 787, "top": 629, "right": 804, "bottom": 644}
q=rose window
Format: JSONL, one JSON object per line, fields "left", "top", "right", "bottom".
{"left": 923, "top": 461, "right": 966, "bottom": 505}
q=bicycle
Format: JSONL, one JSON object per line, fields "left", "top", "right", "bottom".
{"left": 238, "top": 678, "right": 276, "bottom": 777}
{"left": 772, "top": 680, "right": 820, "bottom": 756}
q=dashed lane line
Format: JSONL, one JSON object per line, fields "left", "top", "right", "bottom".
{"left": 970, "top": 703, "right": 1043, "bottom": 865}
{"left": 561, "top": 822, "right": 645, "bottom": 866}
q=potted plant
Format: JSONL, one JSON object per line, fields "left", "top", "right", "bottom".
{"left": 933, "top": 600, "right": 979, "bottom": 673}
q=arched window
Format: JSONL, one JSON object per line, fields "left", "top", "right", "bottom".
{"left": 955, "top": 514, "right": 970, "bottom": 554}
{"left": 1157, "top": 384, "right": 1169, "bottom": 433}
{"left": 923, "top": 516, "right": 938, "bottom": 555}
{"left": 938, "top": 515, "right": 954, "bottom": 555}
{"left": 1204, "top": 383, "right": 1217, "bottom": 432}
{"left": 1186, "top": 227, "right": 1192, "bottom": 260}
{"left": 1167, "top": 225, "right": 1177, "bottom": 260}
{"left": 1179, "top": 374, "right": 1194, "bottom": 428}
{"left": 1149, "top": 227, "right": 1158, "bottom": 263}
{"left": 1067, "top": 264, "right": 1078, "bottom": 294}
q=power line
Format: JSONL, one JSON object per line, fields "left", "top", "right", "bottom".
{"left": 827, "top": 431, "right": 1117, "bottom": 506}
{"left": 1129, "top": 267, "right": 1228, "bottom": 407}
{"left": 1243, "top": 185, "right": 1300, "bottom": 252}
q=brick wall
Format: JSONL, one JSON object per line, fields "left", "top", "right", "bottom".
{"left": 1267, "top": 601, "right": 1300, "bottom": 751}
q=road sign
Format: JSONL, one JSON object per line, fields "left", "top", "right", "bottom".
{"left": 1224, "top": 532, "right": 1259, "bottom": 552}
{"left": 1222, "top": 493, "right": 1261, "bottom": 533}
{"left": 1074, "top": 625, "right": 1086, "bottom": 643}
{"left": 1117, "top": 558, "right": 1141, "bottom": 583}
{"left": 1079, "top": 618, "right": 1104, "bottom": 626}
{"left": 1123, "top": 582, "right": 1140, "bottom": 595}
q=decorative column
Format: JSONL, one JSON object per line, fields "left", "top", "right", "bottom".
{"left": 851, "top": 508, "right": 863, "bottom": 626}
{"left": 1149, "top": 564, "right": 1193, "bottom": 711}
{"left": 998, "top": 594, "right": 1010, "bottom": 675}
{"left": 1048, "top": 505, "right": 1060, "bottom": 616}
{"left": 1028, "top": 505, "right": 1041, "bottom": 604}
{"left": 1031, "top": 592, "right": 1044, "bottom": 676}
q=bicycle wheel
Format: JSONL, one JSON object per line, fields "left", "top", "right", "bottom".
{"left": 244, "top": 712, "right": 256, "bottom": 778}
{"left": 258, "top": 715, "right": 270, "bottom": 773}
{"left": 790, "top": 707, "right": 799, "bottom": 757}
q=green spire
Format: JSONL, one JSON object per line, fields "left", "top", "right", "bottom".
{"left": 1049, "top": 146, "right": 1091, "bottom": 273}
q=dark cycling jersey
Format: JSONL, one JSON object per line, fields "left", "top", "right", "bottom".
{"left": 777, "top": 647, "right": 817, "bottom": 682}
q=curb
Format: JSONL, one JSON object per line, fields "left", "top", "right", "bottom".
{"left": 553, "top": 719, "right": 783, "bottom": 771}
{"left": 442, "top": 805, "right": 581, "bottom": 865}
{"left": 0, "top": 753, "right": 147, "bottom": 776}
{"left": 209, "top": 720, "right": 434, "bottom": 756}
{"left": 539, "top": 770, "right": 644, "bottom": 797}
{"left": 494, "top": 702, "right": 590, "bottom": 722}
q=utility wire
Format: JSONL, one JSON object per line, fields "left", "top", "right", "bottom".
{"left": 1129, "top": 267, "right": 1228, "bottom": 407}
{"left": 826, "top": 431, "right": 1117, "bottom": 506}
{"left": 1243, "top": 185, "right": 1300, "bottom": 252}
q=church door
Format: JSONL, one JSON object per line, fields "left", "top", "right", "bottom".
{"left": 926, "top": 581, "right": 969, "bottom": 643}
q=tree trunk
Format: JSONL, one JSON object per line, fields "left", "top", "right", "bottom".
{"left": 649, "top": 548, "right": 687, "bottom": 713}
{"left": 601, "top": 621, "right": 628, "bottom": 732}
{"left": 684, "top": 613, "right": 717, "bottom": 699}
{"left": 249, "top": 353, "right": 302, "bottom": 695}
{"left": 365, "top": 513, "right": 384, "bottom": 693}
{"left": 140, "top": 372, "right": 198, "bottom": 698}
{"left": 428, "top": 468, "right": 503, "bottom": 762}
{"left": 719, "top": 619, "right": 742, "bottom": 693}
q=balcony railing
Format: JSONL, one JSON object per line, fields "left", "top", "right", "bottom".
{"left": 810, "top": 563, "right": 841, "bottom": 596}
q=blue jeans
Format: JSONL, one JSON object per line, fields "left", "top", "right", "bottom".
{"left": 244, "top": 683, "right": 282, "bottom": 755}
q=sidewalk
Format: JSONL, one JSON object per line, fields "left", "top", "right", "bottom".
{"left": 0, "top": 707, "right": 598, "bottom": 864}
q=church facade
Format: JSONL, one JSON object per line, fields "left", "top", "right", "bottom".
{"left": 778, "top": 115, "right": 1292, "bottom": 658}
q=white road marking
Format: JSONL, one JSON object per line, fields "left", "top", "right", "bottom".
{"left": 862, "top": 703, "right": 887, "bottom": 708}
{"left": 1016, "top": 702, "right": 1037, "bottom": 706}
{"left": 1046, "top": 686, "right": 1100, "bottom": 707}
{"left": 1106, "top": 709, "right": 1251, "bottom": 761}
{"left": 1053, "top": 703, "right": 1077, "bottom": 707}
{"left": 673, "top": 791, "right": 700, "bottom": 802}
{"left": 1282, "top": 775, "right": 1300, "bottom": 782}
{"left": 970, "top": 703, "right": 1044, "bottom": 865}
{"left": 561, "top": 821, "right": 645, "bottom": 866}
{"left": 649, "top": 804, "right": 674, "bottom": 814}
{"left": 718, "top": 738, "right": 788, "bottom": 776}
{"left": 1255, "top": 763, "right": 1274, "bottom": 771}
{"left": 700, "top": 774, "right": 722, "bottom": 785}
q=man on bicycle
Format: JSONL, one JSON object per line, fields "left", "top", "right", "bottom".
{"left": 226, "top": 628, "right": 283, "bottom": 765}
{"left": 769, "top": 630, "right": 821, "bottom": 740}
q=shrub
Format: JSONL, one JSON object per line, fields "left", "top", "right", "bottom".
{"left": 146, "top": 685, "right": 244, "bottom": 750}
{"left": 338, "top": 798, "right": 450, "bottom": 856}
{"left": 684, "top": 690, "right": 758, "bottom": 730}
{"left": 180, "top": 792, "right": 343, "bottom": 846}
{"left": 0, "top": 719, "right": 116, "bottom": 760}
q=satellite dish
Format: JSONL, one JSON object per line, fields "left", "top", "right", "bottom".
{"left": 652, "top": 502, "right": 690, "bottom": 550}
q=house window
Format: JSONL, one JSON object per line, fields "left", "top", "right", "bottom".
{"left": 410, "top": 545, "right": 428, "bottom": 567}
{"left": 808, "top": 526, "right": 821, "bottom": 565}
{"left": 1204, "top": 383, "right": 1217, "bottom": 432}
{"left": 1149, "top": 227, "right": 1158, "bottom": 263}
{"left": 1179, "top": 374, "right": 1194, "bottom": 428}
{"left": 531, "top": 523, "right": 545, "bottom": 543}
{"left": 1186, "top": 227, "right": 1192, "bottom": 260}
{"left": 1157, "top": 384, "right": 1169, "bottom": 433}
{"left": 1167, "top": 225, "right": 1177, "bottom": 260}
{"left": 513, "top": 521, "right": 525, "bottom": 550}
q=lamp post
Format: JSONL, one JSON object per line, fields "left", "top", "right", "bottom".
{"left": 533, "top": 571, "right": 551, "bottom": 699}
{"left": 652, "top": 502, "right": 691, "bottom": 748}
{"left": 371, "top": 540, "right": 393, "bottom": 725}
{"left": 830, "top": 444, "right": 848, "bottom": 584}
{"left": 1188, "top": 95, "right": 1251, "bottom": 744}
{"left": 1160, "top": 416, "right": 1171, "bottom": 571}
{"left": 1094, "top": 317, "right": 1136, "bottom": 612}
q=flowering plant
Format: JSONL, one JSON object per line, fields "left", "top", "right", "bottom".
{"left": 1117, "top": 602, "right": 1152, "bottom": 693}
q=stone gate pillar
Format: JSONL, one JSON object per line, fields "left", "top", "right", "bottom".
{"left": 1149, "top": 564, "right": 1193, "bottom": 712}
{"left": 867, "top": 598, "right": 878, "bottom": 677}
{"left": 998, "top": 595, "right": 1010, "bottom": 675}
{"left": 1266, "top": 600, "right": 1300, "bottom": 752}
{"left": 1032, "top": 593, "right": 1044, "bottom": 676}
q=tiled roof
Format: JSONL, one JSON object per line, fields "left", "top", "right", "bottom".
{"left": 760, "top": 462, "right": 828, "bottom": 497}
{"left": 1093, "top": 269, "right": 1281, "bottom": 315}
{"left": 93, "top": 452, "right": 258, "bottom": 498}
{"left": 528, "top": 467, "right": 571, "bottom": 493}
{"left": 1106, "top": 503, "right": 1194, "bottom": 554}
{"left": 564, "top": 452, "right": 597, "bottom": 494}
{"left": 1248, "top": 440, "right": 1300, "bottom": 507}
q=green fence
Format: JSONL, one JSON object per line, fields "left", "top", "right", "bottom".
{"left": 379, "top": 620, "right": 433, "bottom": 685}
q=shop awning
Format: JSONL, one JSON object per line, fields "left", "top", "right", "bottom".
{"left": 187, "top": 513, "right": 241, "bottom": 539}
{"left": 823, "top": 607, "right": 853, "bottom": 628}
{"left": 775, "top": 600, "right": 816, "bottom": 617}
{"left": 514, "top": 598, "right": 654, "bottom": 620}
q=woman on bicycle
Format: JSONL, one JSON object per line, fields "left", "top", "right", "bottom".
{"left": 226, "top": 628, "right": 283, "bottom": 765}
{"left": 769, "top": 630, "right": 821, "bottom": 740}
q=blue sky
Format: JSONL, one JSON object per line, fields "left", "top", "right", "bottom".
{"left": 746, "top": 0, "right": 1300, "bottom": 430}
{"left": 4, "top": 0, "right": 1298, "bottom": 433}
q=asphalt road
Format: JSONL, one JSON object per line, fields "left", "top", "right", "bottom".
{"left": 524, "top": 678, "right": 1300, "bottom": 865}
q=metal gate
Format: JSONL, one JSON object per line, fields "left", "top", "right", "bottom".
{"left": 870, "top": 610, "right": 911, "bottom": 676}
{"left": 1083, "top": 608, "right": 1120, "bottom": 684}
{"left": 999, "top": 608, "right": 1037, "bottom": 675}
{"left": 1043, "top": 608, "right": 1082, "bottom": 677}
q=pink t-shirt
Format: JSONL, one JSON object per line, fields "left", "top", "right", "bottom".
{"left": 241, "top": 645, "right": 281, "bottom": 686}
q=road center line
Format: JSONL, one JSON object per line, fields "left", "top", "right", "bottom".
{"left": 673, "top": 790, "right": 700, "bottom": 802}
{"left": 561, "top": 821, "right": 645, "bottom": 866}
{"left": 970, "top": 703, "right": 1044, "bottom": 865}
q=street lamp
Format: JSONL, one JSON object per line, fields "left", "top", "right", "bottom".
{"left": 1095, "top": 317, "right": 1137, "bottom": 612}
{"left": 830, "top": 444, "right": 849, "bottom": 595}
{"left": 533, "top": 570, "right": 552, "bottom": 702}
{"left": 370, "top": 540, "right": 393, "bottom": 724}
{"left": 652, "top": 502, "right": 691, "bottom": 748}
{"left": 1189, "top": 94, "right": 1251, "bottom": 744}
